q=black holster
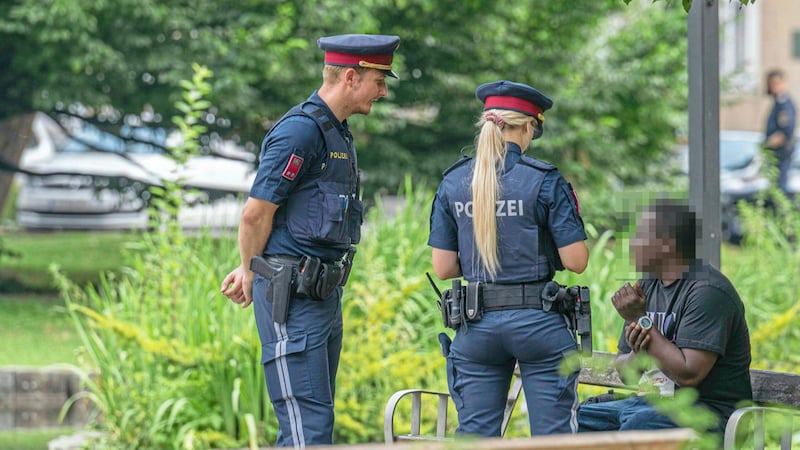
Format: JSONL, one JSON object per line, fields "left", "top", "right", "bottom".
{"left": 249, "top": 255, "right": 293, "bottom": 324}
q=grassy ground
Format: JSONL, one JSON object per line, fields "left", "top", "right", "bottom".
{"left": 0, "top": 230, "right": 132, "bottom": 366}
{"left": 0, "top": 294, "right": 83, "bottom": 366}
{"left": 0, "top": 427, "right": 76, "bottom": 450}
{"left": 0, "top": 230, "right": 135, "bottom": 292}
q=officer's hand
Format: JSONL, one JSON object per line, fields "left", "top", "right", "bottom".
{"left": 611, "top": 281, "right": 646, "bottom": 323}
{"left": 241, "top": 270, "right": 254, "bottom": 309}
{"left": 221, "top": 265, "right": 253, "bottom": 308}
{"left": 625, "top": 322, "right": 651, "bottom": 353}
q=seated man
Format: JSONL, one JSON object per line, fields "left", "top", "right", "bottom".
{"left": 578, "top": 199, "right": 752, "bottom": 433}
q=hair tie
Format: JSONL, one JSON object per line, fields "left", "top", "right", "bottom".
{"left": 484, "top": 111, "right": 505, "bottom": 129}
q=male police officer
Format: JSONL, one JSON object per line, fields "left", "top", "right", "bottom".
{"left": 221, "top": 33, "right": 400, "bottom": 447}
{"left": 765, "top": 69, "right": 796, "bottom": 195}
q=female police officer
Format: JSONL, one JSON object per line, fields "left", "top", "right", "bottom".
{"left": 428, "top": 80, "right": 589, "bottom": 436}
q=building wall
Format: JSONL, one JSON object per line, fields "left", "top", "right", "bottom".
{"left": 720, "top": 0, "right": 800, "bottom": 133}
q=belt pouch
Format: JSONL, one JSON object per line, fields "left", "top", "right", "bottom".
{"left": 465, "top": 282, "right": 482, "bottom": 322}
{"left": 295, "top": 256, "right": 322, "bottom": 297}
{"left": 313, "top": 263, "right": 342, "bottom": 299}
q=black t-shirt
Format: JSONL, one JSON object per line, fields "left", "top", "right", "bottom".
{"left": 617, "top": 260, "right": 753, "bottom": 423}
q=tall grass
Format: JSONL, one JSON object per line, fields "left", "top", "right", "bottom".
{"left": 57, "top": 226, "right": 268, "bottom": 449}
{"left": 336, "top": 177, "right": 447, "bottom": 442}
{"left": 724, "top": 188, "right": 800, "bottom": 372}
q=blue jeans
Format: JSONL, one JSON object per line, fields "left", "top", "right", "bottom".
{"left": 578, "top": 396, "right": 678, "bottom": 432}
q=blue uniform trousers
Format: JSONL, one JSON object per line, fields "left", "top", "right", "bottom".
{"left": 445, "top": 308, "right": 579, "bottom": 436}
{"left": 253, "top": 275, "right": 343, "bottom": 448}
{"left": 776, "top": 145, "right": 794, "bottom": 195}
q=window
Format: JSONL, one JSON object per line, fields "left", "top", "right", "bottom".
{"left": 719, "top": 1, "right": 761, "bottom": 93}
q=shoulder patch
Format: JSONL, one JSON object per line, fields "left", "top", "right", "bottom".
{"left": 778, "top": 110, "right": 792, "bottom": 128}
{"left": 281, "top": 153, "right": 304, "bottom": 180}
{"left": 568, "top": 182, "right": 581, "bottom": 215}
{"left": 518, "top": 155, "right": 556, "bottom": 171}
{"left": 442, "top": 156, "right": 472, "bottom": 176}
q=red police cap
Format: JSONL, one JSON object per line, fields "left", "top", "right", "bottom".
{"left": 476, "top": 80, "right": 553, "bottom": 117}
{"left": 317, "top": 34, "right": 401, "bottom": 79}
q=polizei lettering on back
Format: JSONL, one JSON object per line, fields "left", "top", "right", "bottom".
{"left": 453, "top": 200, "right": 524, "bottom": 218}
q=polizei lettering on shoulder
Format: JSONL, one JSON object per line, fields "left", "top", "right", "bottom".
{"left": 329, "top": 151, "right": 349, "bottom": 160}
{"left": 453, "top": 200, "right": 524, "bottom": 218}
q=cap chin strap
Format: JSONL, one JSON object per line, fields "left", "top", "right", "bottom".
{"left": 359, "top": 60, "right": 393, "bottom": 71}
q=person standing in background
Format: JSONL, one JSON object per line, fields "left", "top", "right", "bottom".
{"left": 764, "top": 69, "right": 796, "bottom": 195}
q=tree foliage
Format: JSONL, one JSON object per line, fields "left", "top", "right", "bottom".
{"left": 625, "top": 0, "right": 755, "bottom": 13}
{"left": 1, "top": 0, "right": 692, "bottom": 223}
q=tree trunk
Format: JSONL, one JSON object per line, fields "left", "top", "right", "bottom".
{"left": 0, "top": 112, "right": 36, "bottom": 215}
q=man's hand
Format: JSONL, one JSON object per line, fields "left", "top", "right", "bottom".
{"left": 220, "top": 265, "right": 255, "bottom": 308}
{"left": 625, "top": 322, "right": 651, "bottom": 353}
{"left": 611, "top": 281, "right": 646, "bottom": 323}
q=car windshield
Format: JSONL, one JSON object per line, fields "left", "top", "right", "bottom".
{"left": 720, "top": 137, "right": 759, "bottom": 172}
{"left": 60, "top": 122, "right": 167, "bottom": 155}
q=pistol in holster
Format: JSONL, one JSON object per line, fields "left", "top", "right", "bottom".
{"left": 541, "top": 282, "right": 593, "bottom": 356}
{"left": 250, "top": 255, "right": 294, "bottom": 324}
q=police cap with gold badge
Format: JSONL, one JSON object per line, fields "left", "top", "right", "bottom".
{"left": 317, "top": 34, "right": 401, "bottom": 79}
{"left": 476, "top": 80, "right": 553, "bottom": 139}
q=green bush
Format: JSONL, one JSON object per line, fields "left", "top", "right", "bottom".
{"left": 726, "top": 188, "right": 800, "bottom": 372}
{"left": 335, "top": 177, "right": 447, "bottom": 442}
{"left": 57, "top": 227, "right": 268, "bottom": 449}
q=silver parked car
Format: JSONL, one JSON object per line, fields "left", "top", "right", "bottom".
{"left": 16, "top": 114, "right": 256, "bottom": 230}
{"left": 717, "top": 131, "right": 799, "bottom": 243}
{"left": 674, "top": 130, "right": 798, "bottom": 243}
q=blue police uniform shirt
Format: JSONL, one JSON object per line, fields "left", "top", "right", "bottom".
{"left": 249, "top": 92, "right": 353, "bottom": 261}
{"left": 766, "top": 93, "right": 796, "bottom": 151}
{"left": 428, "top": 143, "right": 586, "bottom": 283}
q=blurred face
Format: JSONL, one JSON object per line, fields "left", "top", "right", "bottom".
{"left": 767, "top": 75, "right": 785, "bottom": 96}
{"left": 630, "top": 212, "right": 674, "bottom": 274}
{"left": 348, "top": 69, "right": 388, "bottom": 116}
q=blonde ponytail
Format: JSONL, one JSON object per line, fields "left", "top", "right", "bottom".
{"left": 472, "top": 114, "right": 506, "bottom": 279}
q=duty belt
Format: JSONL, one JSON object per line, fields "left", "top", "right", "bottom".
{"left": 478, "top": 282, "right": 547, "bottom": 312}
{"left": 265, "top": 254, "right": 304, "bottom": 267}
{"left": 265, "top": 254, "right": 342, "bottom": 266}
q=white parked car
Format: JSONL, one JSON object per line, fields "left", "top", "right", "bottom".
{"left": 15, "top": 113, "right": 256, "bottom": 230}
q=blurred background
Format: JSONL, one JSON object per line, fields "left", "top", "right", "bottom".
{"left": 1, "top": 0, "right": 796, "bottom": 235}
{"left": 1, "top": 1, "right": 799, "bottom": 449}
